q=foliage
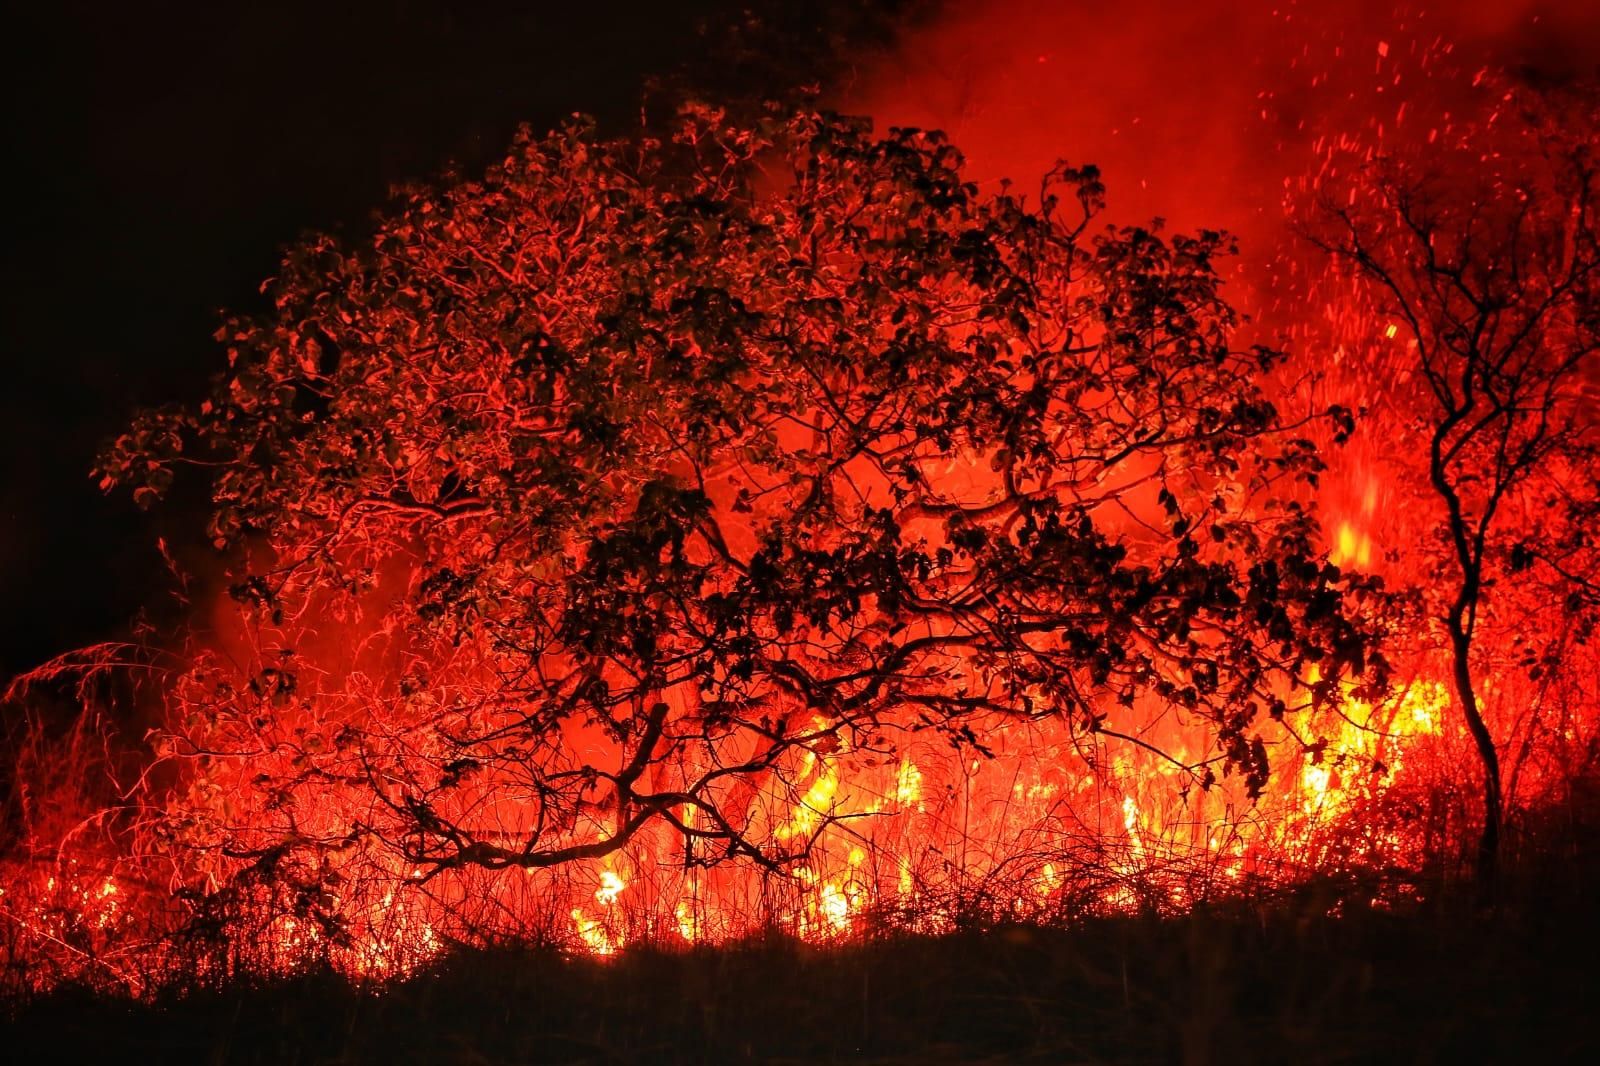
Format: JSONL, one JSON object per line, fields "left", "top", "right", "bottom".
{"left": 96, "top": 107, "right": 1385, "bottom": 913}
{"left": 1306, "top": 83, "right": 1600, "bottom": 879}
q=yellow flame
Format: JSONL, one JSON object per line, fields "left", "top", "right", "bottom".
{"left": 675, "top": 899, "right": 700, "bottom": 942}
{"left": 895, "top": 758, "right": 924, "bottom": 807}
{"left": 572, "top": 908, "right": 621, "bottom": 955}
{"left": 595, "top": 869, "right": 626, "bottom": 906}
{"left": 1332, "top": 520, "right": 1372, "bottom": 569}
{"left": 1122, "top": 795, "right": 1146, "bottom": 860}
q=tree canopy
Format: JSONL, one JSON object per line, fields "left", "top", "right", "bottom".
{"left": 100, "top": 108, "right": 1385, "bottom": 901}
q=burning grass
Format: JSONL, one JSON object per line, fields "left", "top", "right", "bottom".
{"left": 6, "top": 860, "right": 1600, "bottom": 1064}
{"left": 2, "top": 20, "right": 1598, "bottom": 1049}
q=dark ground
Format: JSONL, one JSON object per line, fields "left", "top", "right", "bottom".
{"left": 6, "top": 881, "right": 1598, "bottom": 1065}
{"left": 6, "top": 5, "right": 1597, "bottom": 1063}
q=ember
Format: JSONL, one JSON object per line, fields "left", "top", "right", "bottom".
{"left": 2, "top": 4, "right": 1596, "bottom": 1005}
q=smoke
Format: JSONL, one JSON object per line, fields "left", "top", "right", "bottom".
{"left": 843, "top": 0, "right": 1599, "bottom": 276}
{"left": 836, "top": 0, "right": 1600, "bottom": 606}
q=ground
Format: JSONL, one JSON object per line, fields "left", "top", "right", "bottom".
{"left": 7, "top": 876, "right": 1598, "bottom": 1064}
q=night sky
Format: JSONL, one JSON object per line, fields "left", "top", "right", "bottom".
{"left": 6, "top": 1, "right": 1590, "bottom": 686}
{"left": 1, "top": 1, "right": 900, "bottom": 683}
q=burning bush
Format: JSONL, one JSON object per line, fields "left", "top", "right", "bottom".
{"left": 5, "top": 81, "right": 1596, "bottom": 994}
{"left": 76, "top": 106, "right": 1387, "bottom": 974}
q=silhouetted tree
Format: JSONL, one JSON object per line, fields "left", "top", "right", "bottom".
{"left": 99, "top": 108, "right": 1383, "bottom": 910}
{"left": 1309, "top": 84, "right": 1600, "bottom": 884}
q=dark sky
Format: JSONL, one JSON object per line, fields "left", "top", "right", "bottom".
{"left": 0, "top": 1, "right": 906, "bottom": 683}
{"left": 11, "top": 2, "right": 1583, "bottom": 688}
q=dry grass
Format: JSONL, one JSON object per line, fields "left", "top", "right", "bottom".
{"left": 4, "top": 872, "right": 1597, "bottom": 1065}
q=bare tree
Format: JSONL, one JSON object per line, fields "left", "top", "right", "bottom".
{"left": 1308, "top": 84, "right": 1600, "bottom": 884}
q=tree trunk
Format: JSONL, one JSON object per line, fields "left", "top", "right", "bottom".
{"left": 1432, "top": 415, "right": 1503, "bottom": 892}
{"left": 1447, "top": 616, "right": 1501, "bottom": 891}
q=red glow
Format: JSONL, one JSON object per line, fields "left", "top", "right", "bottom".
{"left": 3, "top": 3, "right": 1598, "bottom": 995}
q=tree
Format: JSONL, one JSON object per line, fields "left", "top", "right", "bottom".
{"left": 1307, "top": 84, "right": 1600, "bottom": 885}
{"left": 99, "top": 107, "right": 1383, "bottom": 930}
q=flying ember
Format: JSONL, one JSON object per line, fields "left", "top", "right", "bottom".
{"left": 2, "top": 4, "right": 1597, "bottom": 998}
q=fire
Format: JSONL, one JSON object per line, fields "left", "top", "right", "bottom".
{"left": 1332, "top": 521, "right": 1373, "bottom": 571}
{"left": 0, "top": 498, "right": 1485, "bottom": 985}
{"left": 675, "top": 898, "right": 700, "bottom": 943}
{"left": 595, "top": 869, "right": 626, "bottom": 906}
{"left": 895, "top": 759, "right": 924, "bottom": 808}
{"left": 4, "top": 6, "right": 1598, "bottom": 997}
{"left": 572, "top": 870, "right": 629, "bottom": 956}
{"left": 571, "top": 909, "right": 622, "bottom": 957}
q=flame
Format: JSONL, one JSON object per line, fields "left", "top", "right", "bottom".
{"left": 675, "top": 898, "right": 701, "bottom": 943}
{"left": 571, "top": 869, "right": 629, "bottom": 955}
{"left": 895, "top": 759, "right": 924, "bottom": 808}
{"left": 5, "top": 9, "right": 1598, "bottom": 992}
{"left": 572, "top": 909, "right": 622, "bottom": 956}
{"left": 595, "top": 870, "right": 626, "bottom": 907}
